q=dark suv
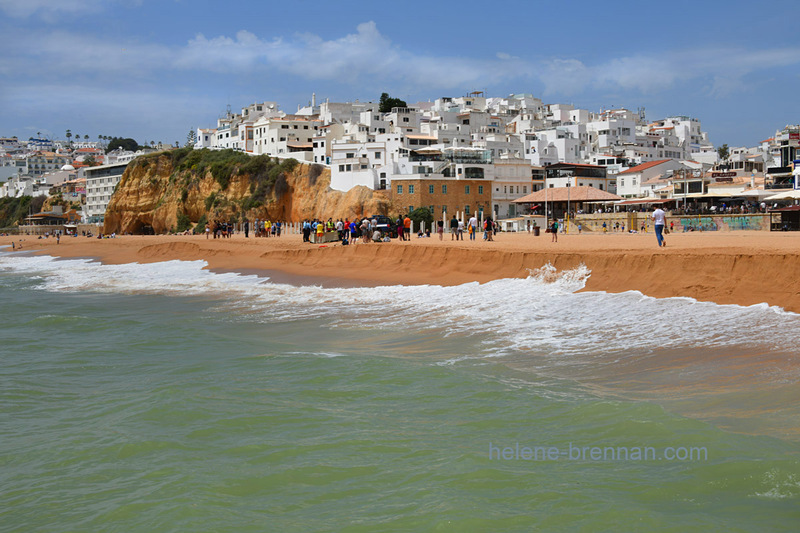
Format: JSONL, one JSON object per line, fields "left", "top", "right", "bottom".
{"left": 369, "top": 215, "right": 398, "bottom": 238}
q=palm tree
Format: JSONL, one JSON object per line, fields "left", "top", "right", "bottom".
{"left": 66, "top": 129, "right": 72, "bottom": 143}
{"left": 84, "top": 135, "right": 89, "bottom": 141}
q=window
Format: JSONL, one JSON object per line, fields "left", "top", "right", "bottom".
{"left": 465, "top": 205, "right": 470, "bottom": 215}
{"left": 442, "top": 185, "right": 447, "bottom": 194}
{"left": 361, "top": 164, "right": 367, "bottom": 169}
{"left": 408, "top": 185, "right": 415, "bottom": 193}
{"left": 397, "top": 185, "right": 403, "bottom": 194}
{"left": 523, "top": 186, "right": 527, "bottom": 193}
{"left": 409, "top": 206, "right": 414, "bottom": 212}
{"left": 442, "top": 205, "right": 447, "bottom": 213}
{"left": 339, "top": 165, "right": 345, "bottom": 172}
{"left": 429, "top": 205, "right": 434, "bottom": 214}
{"left": 478, "top": 185, "right": 484, "bottom": 194}
{"left": 504, "top": 186, "right": 507, "bottom": 193}
{"left": 465, "top": 185, "right": 470, "bottom": 194}
{"left": 346, "top": 152, "right": 354, "bottom": 158}
{"left": 374, "top": 152, "right": 381, "bottom": 159}
{"left": 403, "top": 117, "right": 409, "bottom": 122}
{"left": 429, "top": 185, "right": 434, "bottom": 194}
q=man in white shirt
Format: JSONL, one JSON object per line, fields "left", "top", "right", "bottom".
{"left": 652, "top": 206, "right": 667, "bottom": 247}
{"left": 468, "top": 215, "right": 478, "bottom": 241}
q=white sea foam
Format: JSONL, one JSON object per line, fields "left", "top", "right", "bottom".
{"left": 2, "top": 253, "right": 799, "bottom": 359}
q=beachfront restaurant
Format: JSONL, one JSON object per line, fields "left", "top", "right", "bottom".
{"left": 512, "top": 186, "right": 622, "bottom": 219}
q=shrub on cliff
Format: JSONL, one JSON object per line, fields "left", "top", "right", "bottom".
{"left": 0, "top": 196, "right": 46, "bottom": 228}
{"left": 176, "top": 212, "right": 192, "bottom": 233}
{"left": 193, "top": 214, "right": 208, "bottom": 234}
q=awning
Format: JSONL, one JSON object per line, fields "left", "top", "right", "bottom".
{"left": 615, "top": 198, "right": 673, "bottom": 205}
{"left": 764, "top": 189, "right": 800, "bottom": 201}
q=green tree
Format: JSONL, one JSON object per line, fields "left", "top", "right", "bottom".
{"left": 186, "top": 128, "right": 196, "bottom": 147}
{"left": 408, "top": 206, "right": 433, "bottom": 230}
{"left": 65, "top": 129, "right": 72, "bottom": 143}
{"left": 84, "top": 134, "right": 89, "bottom": 141}
{"left": 106, "top": 137, "right": 139, "bottom": 153}
{"left": 378, "top": 92, "right": 408, "bottom": 113}
{"left": 717, "top": 143, "right": 729, "bottom": 161}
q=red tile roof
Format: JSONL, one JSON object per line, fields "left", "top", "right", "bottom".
{"left": 618, "top": 159, "right": 672, "bottom": 175}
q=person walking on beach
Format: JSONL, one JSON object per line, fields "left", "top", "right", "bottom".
{"left": 437, "top": 219, "right": 444, "bottom": 240}
{"left": 551, "top": 220, "right": 558, "bottom": 242}
{"left": 457, "top": 218, "right": 464, "bottom": 240}
{"left": 468, "top": 214, "right": 478, "bottom": 241}
{"left": 485, "top": 216, "right": 494, "bottom": 241}
{"left": 652, "top": 206, "right": 667, "bottom": 247}
{"left": 450, "top": 215, "right": 459, "bottom": 240}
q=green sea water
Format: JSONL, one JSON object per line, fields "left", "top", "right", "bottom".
{"left": 1, "top": 254, "right": 799, "bottom": 532}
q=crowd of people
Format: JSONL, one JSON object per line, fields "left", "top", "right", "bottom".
{"left": 291, "top": 214, "right": 501, "bottom": 245}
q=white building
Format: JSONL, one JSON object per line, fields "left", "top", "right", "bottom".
{"left": 252, "top": 115, "right": 321, "bottom": 161}
{"left": 491, "top": 156, "right": 534, "bottom": 218}
{"left": 616, "top": 159, "right": 685, "bottom": 198}
{"left": 84, "top": 162, "right": 130, "bottom": 224}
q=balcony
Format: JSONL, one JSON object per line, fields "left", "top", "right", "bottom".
{"left": 766, "top": 166, "right": 795, "bottom": 189}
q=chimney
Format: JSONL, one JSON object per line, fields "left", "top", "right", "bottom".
{"left": 312, "top": 93, "right": 316, "bottom": 108}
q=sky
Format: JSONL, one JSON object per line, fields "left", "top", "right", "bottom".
{"left": 1, "top": 0, "right": 798, "bottom": 148}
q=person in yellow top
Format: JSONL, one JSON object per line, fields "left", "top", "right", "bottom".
{"left": 264, "top": 220, "right": 271, "bottom": 237}
{"left": 316, "top": 220, "right": 324, "bottom": 242}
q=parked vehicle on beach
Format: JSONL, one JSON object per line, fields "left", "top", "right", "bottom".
{"left": 368, "top": 215, "right": 398, "bottom": 238}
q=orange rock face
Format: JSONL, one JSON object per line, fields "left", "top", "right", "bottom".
{"left": 103, "top": 153, "right": 394, "bottom": 234}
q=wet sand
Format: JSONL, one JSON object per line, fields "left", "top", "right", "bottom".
{"left": 3, "top": 229, "right": 800, "bottom": 312}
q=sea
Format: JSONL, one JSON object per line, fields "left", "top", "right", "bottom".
{"left": 1, "top": 247, "right": 799, "bottom": 532}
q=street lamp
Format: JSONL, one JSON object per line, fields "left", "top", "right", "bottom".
{"left": 566, "top": 180, "right": 571, "bottom": 233}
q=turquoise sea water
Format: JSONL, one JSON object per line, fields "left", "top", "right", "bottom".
{"left": 1, "top": 250, "right": 799, "bottom": 532}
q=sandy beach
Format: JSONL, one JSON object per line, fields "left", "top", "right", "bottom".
{"left": 3, "top": 229, "right": 799, "bottom": 312}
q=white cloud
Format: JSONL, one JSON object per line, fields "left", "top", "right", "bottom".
{"left": 0, "top": 0, "right": 120, "bottom": 20}
{"left": 537, "top": 47, "right": 800, "bottom": 98}
{"left": 4, "top": 20, "right": 800, "bottom": 106}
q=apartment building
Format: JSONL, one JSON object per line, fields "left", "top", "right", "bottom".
{"left": 84, "top": 162, "right": 130, "bottom": 224}
{"left": 251, "top": 115, "right": 321, "bottom": 161}
{"left": 25, "top": 151, "right": 71, "bottom": 177}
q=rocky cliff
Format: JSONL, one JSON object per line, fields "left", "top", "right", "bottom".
{"left": 103, "top": 149, "right": 393, "bottom": 234}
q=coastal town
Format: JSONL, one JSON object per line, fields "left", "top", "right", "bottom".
{"left": 2, "top": 92, "right": 799, "bottom": 235}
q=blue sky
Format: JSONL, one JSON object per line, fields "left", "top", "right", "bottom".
{"left": 1, "top": 0, "right": 797, "bottom": 148}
